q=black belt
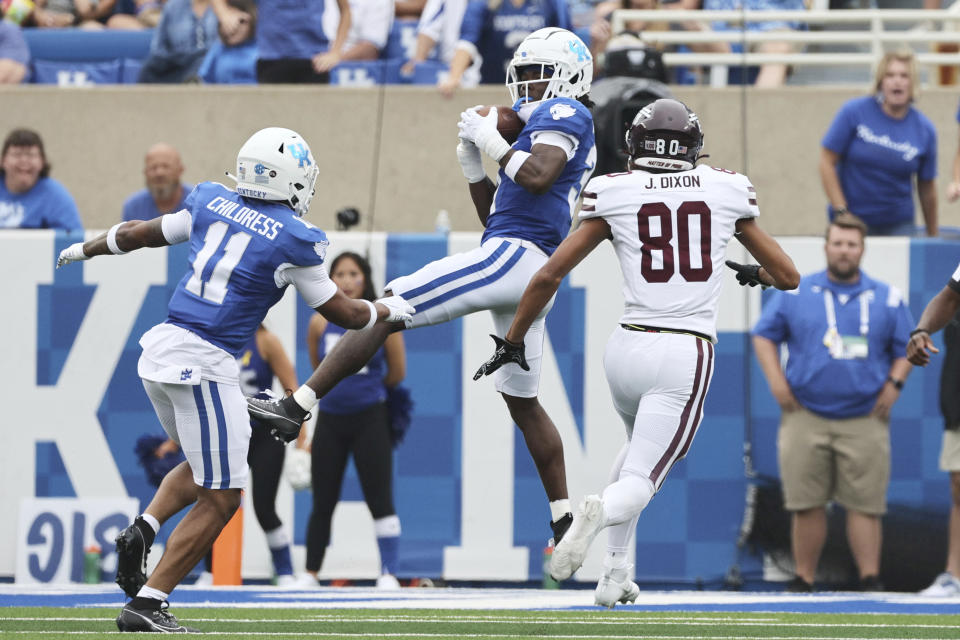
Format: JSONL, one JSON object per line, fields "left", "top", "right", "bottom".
{"left": 620, "top": 323, "right": 712, "bottom": 343}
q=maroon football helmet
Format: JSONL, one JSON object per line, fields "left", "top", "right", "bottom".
{"left": 625, "top": 98, "right": 703, "bottom": 172}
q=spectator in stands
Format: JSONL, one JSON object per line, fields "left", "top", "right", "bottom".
{"left": 138, "top": 0, "right": 219, "bottom": 83}
{"left": 395, "top": 0, "right": 424, "bottom": 17}
{"left": 122, "top": 143, "right": 193, "bottom": 222}
{"left": 400, "top": 0, "right": 479, "bottom": 87}
{"left": 0, "top": 128, "right": 82, "bottom": 230}
{"left": 30, "top": 0, "right": 116, "bottom": 28}
{"left": 588, "top": 0, "right": 664, "bottom": 71}
{"left": 820, "top": 50, "right": 938, "bottom": 237}
{"left": 907, "top": 269, "right": 960, "bottom": 597}
{"left": 196, "top": 0, "right": 257, "bottom": 84}
{"left": 752, "top": 213, "right": 913, "bottom": 592}
{"left": 106, "top": 0, "right": 163, "bottom": 29}
{"left": 0, "top": 16, "right": 29, "bottom": 84}
{"left": 677, "top": 0, "right": 805, "bottom": 87}
{"left": 325, "top": 0, "right": 394, "bottom": 62}
{"left": 436, "top": 0, "right": 570, "bottom": 97}
{"left": 213, "top": 0, "right": 352, "bottom": 84}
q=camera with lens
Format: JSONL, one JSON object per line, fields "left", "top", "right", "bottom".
{"left": 336, "top": 207, "right": 360, "bottom": 230}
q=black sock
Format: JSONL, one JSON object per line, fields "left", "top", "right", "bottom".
{"left": 134, "top": 516, "right": 156, "bottom": 549}
{"left": 130, "top": 596, "right": 163, "bottom": 611}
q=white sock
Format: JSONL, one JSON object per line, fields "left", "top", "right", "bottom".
{"left": 550, "top": 499, "right": 571, "bottom": 522}
{"left": 141, "top": 513, "right": 160, "bottom": 534}
{"left": 292, "top": 385, "right": 318, "bottom": 412}
{"left": 136, "top": 585, "right": 168, "bottom": 601}
{"left": 264, "top": 526, "right": 289, "bottom": 549}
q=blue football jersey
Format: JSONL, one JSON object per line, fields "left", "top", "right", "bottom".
{"left": 166, "top": 182, "right": 329, "bottom": 356}
{"left": 458, "top": 0, "right": 570, "bottom": 84}
{"left": 482, "top": 98, "right": 596, "bottom": 255}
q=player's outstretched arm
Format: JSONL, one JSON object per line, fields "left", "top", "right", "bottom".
{"left": 908, "top": 285, "right": 960, "bottom": 366}
{"left": 732, "top": 218, "right": 800, "bottom": 291}
{"left": 56, "top": 216, "right": 176, "bottom": 268}
{"left": 502, "top": 143, "right": 568, "bottom": 195}
{"left": 315, "top": 290, "right": 414, "bottom": 331}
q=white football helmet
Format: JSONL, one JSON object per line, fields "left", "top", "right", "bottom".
{"left": 506, "top": 27, "right": 593, "bottom": 105}
{"left": 229, "top": 127, "right": 319, "bottom": 216}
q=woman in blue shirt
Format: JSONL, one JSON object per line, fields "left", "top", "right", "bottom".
{"left": 301, "top": 251, "right": 407, "bottom": 589}
{"left": 0, "top": 128, "right": 82, "bottom": 230}
{"left": 820, "top": 50, "right": 938, "bottom": 237}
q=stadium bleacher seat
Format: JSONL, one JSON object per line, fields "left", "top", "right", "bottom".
{"left": 383, "top": 59, "right": 448, "bottom": 85}
{"left": 22, "top": 28, "right": 153, "bottom": 61}
{"left": 330, "top": 61, "right": 386, "bottom": 86}
{"left": 31, "top": 59, "right": 124, "bottom": 86}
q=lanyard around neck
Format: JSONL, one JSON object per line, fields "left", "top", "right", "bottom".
{"left": 823, "top": 289, "right": 869, "bottom": 337}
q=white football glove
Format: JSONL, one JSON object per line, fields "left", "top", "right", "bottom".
{"left": 457, "top": 140, "right": 485, "bottom": 183}
{"left": 56, "top": 242, "right": 89, "bottom": 269}
{"left": 458, "top": 107, "right": 511, "bottom": 162}
{"left": 376, "top": 295, "right": 415, "bottom": 327}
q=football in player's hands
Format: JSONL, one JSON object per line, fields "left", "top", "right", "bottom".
{"left": 474, "top": 106, "right": 523, "bottom": 143}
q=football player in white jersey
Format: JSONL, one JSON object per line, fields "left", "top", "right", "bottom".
{"left": 56, "top": 128, "right": 413, "bottom": 632}
{"left": 476, "top": 98, "right": 800, "bottom": 607}
{"left": 248, "top": 27, "right": 597, "bottom": 545}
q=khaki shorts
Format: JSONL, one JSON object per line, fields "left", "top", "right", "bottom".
{"left": 777, "top": 407, "right": 889, "bottom": 515}
{"left": 940, "top": 430, "right": 960, "bottom": 472}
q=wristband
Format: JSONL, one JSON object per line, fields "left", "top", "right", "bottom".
{"left": 909, "top": 328, "right": 929, "bottom": 338}
{"left": 834, "top": 206, "right": 849, "bottom": 216}
{"left": 887, "top": 376, "right": 904, "bottom": 390}
{"left": 361, "top": 299, "right": 377, "bottom": 331}
{"left": 106, "top": 223, "right": 128, "bottom": 255}
{"left": 504, "top": 150, "right": 530, "bottom": 182}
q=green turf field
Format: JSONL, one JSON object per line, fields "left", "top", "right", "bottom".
{"left": 3, "top": 608, "right": 960, "bottom": 639}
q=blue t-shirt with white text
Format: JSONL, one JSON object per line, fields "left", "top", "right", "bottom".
{"left": 458, "top": 0, "right": 569, "bottom": 84}
{"left": 821, "top": 95, "right": 937, "bottom": 227}
{"left": 166, "top": 182, "right": 329, "bottom": 356}
{"left": 0, "top": 177, "right": 82, "bottom": 230}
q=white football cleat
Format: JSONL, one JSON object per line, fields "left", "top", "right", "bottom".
{"left": 594, "top": 565, "right": 640, "bottom": 609}
{"left": 549, "top": 495, "right": 605, "bottom": 581}
{"left": 292, "top": 573, "right": 321, "bottom": 589}
{"left": 920, "top": 572, "right": 960, "bottom": 597}
{"left": 193, "top": 571, "right": 213, "bottom": 586}
{"left": 376, "top": 573, "right": 401, "bottom": 590}
{"left": 275, "top": 574, "right": 298, "bottom": 587}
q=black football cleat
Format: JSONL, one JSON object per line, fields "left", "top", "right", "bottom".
{"left": 115, "top": 521, "right": 151, "bottom": 599}
{"left": 550, "top": 512, "right": 574, "bottom": 546}
{"left": 116, "top": 601, "right": 200, "bottom": 633}
{"left": 246, "top": 396, "right": 309, "bottom": 443}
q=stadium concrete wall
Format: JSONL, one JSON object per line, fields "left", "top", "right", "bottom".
{"left": 1, "top": 230, "right": 954, "bottom": 586}
{"left": 0, "top": 86, "right": 957, "bottom": 235}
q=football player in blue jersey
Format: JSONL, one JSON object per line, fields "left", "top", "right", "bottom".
{"left": 248, "top": 28, "right": 596, "bottom": 547}
{"left": 56, "top": 127, "right": 414, "bottom": 634}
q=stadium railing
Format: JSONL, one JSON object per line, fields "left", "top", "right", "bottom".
{"left": 610, "top": 6, "right": 960, "bottom": 86}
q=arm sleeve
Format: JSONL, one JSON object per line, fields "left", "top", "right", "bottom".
{"left": 530, "top": 130, "right": 577, "bottom": 160}
{"left": 949, "top": 261, "right": 960, "bottom": 294}
{"left": 417, "top": 0, "right": 445, "bottom": 40}
{"left": 278, "top": 264, "right": 340, "bottom": 309}
{"left": 751, "top": 291, "right": 790, "bottom": 343}
{"left": 161, "top": 209, "right": 193, "bottom": 244}
{"left": 918, "top": 120, "right": 938, "bottom": 181}
{"left": 821, "top": 100, "right": 855, "bottom": 154}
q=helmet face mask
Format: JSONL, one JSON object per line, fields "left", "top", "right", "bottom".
{"left": 506, "top": 28, "right": 592, "bottom": 105}
{"left": 625, "top": 99, "right": 704, "bottom": 172}
{"left": 230, "top": 127, "right": 319, "bottom": 216}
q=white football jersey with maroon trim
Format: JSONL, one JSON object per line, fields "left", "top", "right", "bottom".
{"left": 579, "top": 164, "right": 759, "bottom": 340}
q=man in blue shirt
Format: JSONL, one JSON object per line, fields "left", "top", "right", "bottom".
{"left": 249, "top": 28, "right": 596, "bottom": 546}
{"left": 56, "top": 127, "right": 413, "bottom": 633}
{"left": 122, "top": 143, "right": 193, "bottom": 222}
{"left": 752, "top": 212, "right": 913, "bottom": 593}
